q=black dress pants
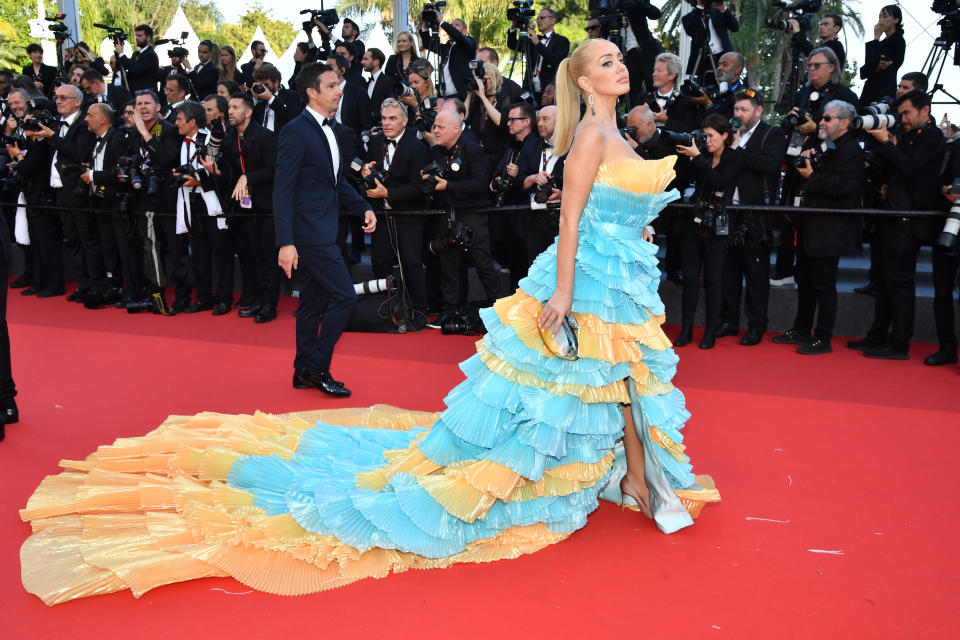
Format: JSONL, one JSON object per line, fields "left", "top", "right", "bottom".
{"left": 253, "top": 214, "right": 281, "bottom": 308}
{"left": 371, "top": 213, "right": 428, "bottom": 311}
{"left": 772, "top": 218, "right": 796, "bottom": 280}
{"left": 792, "top": 248, "right": 840, "bottom": 340}
{"left": 680, "top": 225, "right": 728, "bottom": 330}
{"left": 109, "top": 208, "right": 142, "bottom": 296}
{"left": 523, "top": 209, "right": 560, "bottom": 275}
{"left": 230, "top": 215, "right": 259, "bottom": 303}
{"left": 439, "top": 212, "right": 503, "bottom": 313}
{"left": 56, "top": 192, "right": 99, "bottom": 292}
{"left": 0, "top": 257, "right": 15, "bottom": 406}
{"left": 720, "top": 236, "right": 771, "bottom": 331}
{"left": 26, "top": 205, "right": 64, "bottom": 294}
{"left": 188, "top": 199, "right": 234, "bottom": 306}
{"left": 626, "top": 46, "right": 658, "bottom": 107}
{"left": 931, "top": 244, "right": 959, "bottom": 350}
{"left": 91, "top": 201, "right": 119, "bottom": 290}
{"left": 151, "top": 213, "right": 191, "bottom": 303}
{"left": 295, "top": 243, "right": 356, "bottom": 373}
{"left": 865, "top": 220, "right": 922, "bottom": 352}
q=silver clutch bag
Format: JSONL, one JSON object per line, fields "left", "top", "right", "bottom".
{"left": 537, "top": 310, "right": 579, "bottom": 360}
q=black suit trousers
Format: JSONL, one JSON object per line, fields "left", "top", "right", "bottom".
{"left": 371, "top": 213, "right": 427, "bottom": 311}
{"left": 0, "top": 257, "right": 15, "bottom": 403}
{"left": 188, "top": 197, "right": 234, "bottom": 305}
{"left": 27, "top": 205, "right": 64, "bottom": 294}
{"left": 232, "top": 213, "right": 281, "bottom": 307}
{"left": 720, "top": 236, "right": 771, "bottom": 330}
{"left": 91, "top": 200, "right": 119, "bottom": 288}
{"left": 56, "top": 192, "right": 98, "bottom": 291}
{"left": 230, "top": 215, "right": 259, "bottom": 300}
{"left": 866, "top": 220, "right": 922, "bottom": 351}
{"left": 439, "top": 212, "right": 503, "bottom": 313}
{"left": 108, "top": 208, "right": 141, "bottom": 295}
{"left": 792, "top": 248, "right": 840, "bottom": 339}
{"left": 931, "top": 244, "right": 959, "bottom": 350}
{"left": 626, "top": 47, "right": 655, "bottom": 107}
{"left": 680, "top": 225, "right": 728, "bottom": 329}
{"left": 523, "top": 209, "right": 559, "bottom": 272}
{"left": 295, "top": 243, "right": 357, "bottom": 373}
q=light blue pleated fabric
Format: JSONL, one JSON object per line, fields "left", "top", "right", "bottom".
{"left": 227, "top": 172, "right": 710, "bottom": 551}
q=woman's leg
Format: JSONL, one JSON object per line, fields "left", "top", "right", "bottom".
{"left": 621, "top": 404, "right": 652, "bottom": 518}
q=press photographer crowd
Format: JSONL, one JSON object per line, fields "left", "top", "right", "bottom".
{"left": 2, "top": 1, "right": 960, "bottom": 368}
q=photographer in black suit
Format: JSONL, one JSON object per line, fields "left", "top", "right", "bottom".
{"left": 649, "top": 53, "right": 699, "bottom": 133}
{"left": 420, "top": 14, "right": 477, "bottom": 100}
{"left": 240, "top": 41, "right": 267, "bottom": 89}
{"left": 518, "top": 105, "right": 563, "bottom": 267}
{"left": 26, "top": 85, "right": 97, "bottom": 304}
{"left": 340, "top": 18, "right": 366, "bottom": 60}
{"left": 212, "top": 93, "right": 279, "bottom": 323}
{"left": 773, "top": 100, "right": 863, "bottom": 355}
{"left": 849, "top": 90, "right": 945, "bottom": 360}
{"left": 796, "top": 13, "right": 847, "bottom": 69}
{"left": 185, "top": 40, "right": 220, "bottom": 101}
{"left": 80, "top": 69, "right": 132, "bottom": 116}
{"left": 250, "top": 64, "right": 303, "bottom": 134}
{"left": 622, "top": 0, "right": 663, "bottom": 103}
{"left": 718, "top": 90, "right": 785, "bottom": 346}
{"left": 927, "top": 143, "right": 960, "bottom": 367}
{"left": 424, "top": 110, "right": 503, "bottom": 330}
{"left": 161, "top": 75, "right": 189, "bottom": 124}
{"left": 361, "top": 98, "right": 432, "bottom": 313}
{"left": 507, "top": 8, "right": 570, "bottom": 100}
{"left": 681, "top": 0, "right": 739, "bottom": 85}
{"left": 115, "top": 24, "right": 160, "bottom": 93}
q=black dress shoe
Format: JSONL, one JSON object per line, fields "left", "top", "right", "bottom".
{"left": 254, "top": 306, "right": 277, "bottom": 323}
{"left": 847, "top": 337, "right": 886, "bottom": 352}
{"left": 170, "top": 299, "right": 191, "bottom": 314}
{"left": 1, "top": 398, "right": 18, "bottom": 424}
{"left": 235, "top": 295, "right": 255, "bottom": 309}
{"left": 739, "top": 329, "right": 763, "bottom": 346}
{"left": 854, "top": 282, "right": 876, "bottom": 296}
{"left": 184, "top": 301, "right": 214, "bottom": 314}
{"left": 238, "top": 304, "right": 262, "bottom": 318}
{"left": 35, "top": 289, "right": 65, "bottom": 298}
{"left": 83, "top": 292, "right": 108, "bottom": 309}
{"left": 9, "top": 276, "right": 31, "bottom": 289}
{"left": 292, "top": 370, "right": 350, "bottom": 397}
{"left": 66, "top": 289, "right": 87, "bottom": 303}
{"left": 713, "top": 322, "right": 738, "bottom": 338}
{"left": 798, "top": 338, "right": 832, "bottom": 355}
{"left": 20, "top": 287, "right": 40, "bottom": 296}
{"left": 772, "top": 329, "right": 812, "bottom": 345}
{"left": 863, "top": 345, "right": 909, "bottom": 360}
{"left": 699, "top": 332, "right": 716, "bottom": 349}
{"left": 924, "top": 348, "right": 959, "bottom": 366}
{"left": 212, "top": 302, "right": 231, "bottom": 316}
{"left": 674, "top": 325, "right": 693, "bottom": 347}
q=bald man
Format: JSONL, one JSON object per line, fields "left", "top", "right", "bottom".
{"left": 517, "top": 104, "right": 564, "bottom": 268}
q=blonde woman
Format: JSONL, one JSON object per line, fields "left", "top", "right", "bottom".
{"left": 465, "top": 62, "right": 511, "bottom": 161}
{"left": 219, "top": 45, "right": 242, "bottom": 84}
{"left": 384, "top": 30, "right": 420, "bottom": 82}
{"left": 18, "top": 40, "right": 719, "bottom": 607}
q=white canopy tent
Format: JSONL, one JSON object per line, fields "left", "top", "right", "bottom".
{"left": 238, "top": 27, "right": 280, "bottom": 66}
{"left": 154, "top": 7, "right": 201, "bottom": 62}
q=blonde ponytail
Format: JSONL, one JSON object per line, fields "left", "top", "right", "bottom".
{"left": 552, "top": 39, "right": 605, "bottom": 157}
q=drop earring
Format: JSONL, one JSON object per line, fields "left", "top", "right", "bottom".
{"left": 589, "top": 93, "right": 595, "bottom": 116}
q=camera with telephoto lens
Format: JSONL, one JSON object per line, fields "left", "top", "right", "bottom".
{"left": 780, "top": 109, "right": 812, "bottom": 134}
{"left": 206, "top": 120, "right": 225, "bottom": 160}
{"left": 853, "top": 113, "right": 899, "bottom": 131}
{"left": 392, "top": 81, "right": 417, "bottom": 100}
{"left": 20, "top": 97, "right": 59, "bottom": 132}
{"left": 862, "top": 99, "right": 894, "bottom": 116}
{"left": 420, "top": 160, "right": 451, "bottom": 193}
{"left": 695, "top": 195, "right": 729, "bottom": 236}
{"left": 416, "top": 97, "right": 439, "bottom": 132}
{"left": 126, "top": 292, "right": 173, "bottom": 315}
{"left": 793, "top": 139, "right": 835, "bottom": 171}
{"left": 938, "top": 178, "right": 960, "bottom": 249}
{"left": 422, "top": 2, "right": 447, "bottom": 27}
{"left": 534, "top": 175, "right": 561, "bottom": 204}
{"left": 300, "top": 8, "right": 340, "bottom": 29}
{"left": 659, "top": 129, "right": 708, "bottom": 153}
{"left": 349, "top": 157, "right": 387, "bottom": 190}
{"left": 115, "top": 155, "right": 144, "bottom": 190}
{"left": 54, "top": 160, "right": 89, "bottom": 196}
{"left": 507, "top": 0, "right": 536, "bottom": 32}
{"left": 680, "top": 77, "right": 726, "bottom": 102}
{"left": 469, "top": 60, "right": 487, "bottom": 92}
{"left": 428, "top": 219, "right": 474, "bottom": 255}
{"left": 174, "top": 163, "right": 206, "bottom": 188}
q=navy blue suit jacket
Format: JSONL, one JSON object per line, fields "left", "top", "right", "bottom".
{"left": 273, "top": 111, "right": 371, "bottom": 248}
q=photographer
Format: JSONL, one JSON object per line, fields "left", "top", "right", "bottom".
{"left": 507, "top": 7, "right": 570, "bottom": 100}
{"left": 927, "top": 142, "right": 960, "bottom": 367}
{"left": 22, "top": 44, "right": 56, "bottom": 98}
{"left": 162, "top": 75, "right": 189, "bottom": 123}
{"left": 26, "top": 85, "right": 99, "bottom": 305}
{"left": 477, "top": 47, "right": 524, "bottom": 104}
{"left": 718, "top": 90, "right": 786, "bottom": 346}
{"left": 465, "top": 62, "right": 512, "bottom": 170}
{"left": 328, "top": 55, "right": 370, "bottom": 134}
{"left": 674, "top": 113, "right": 743, "bottom": 349}
{"left": 696, "top": 51, "right": 745, "bottom": 120}
{"left": 796, "top": 13, "right": 846, "bottom": 69}
{"left": 340, "top": 18, "right": 366, "bottom": 60}
{"left": 850, "top": 90, "right": 945, "bottom": 360}
{"left": 621, "top": 0, "right": 664, "bottom": 104}
{"left": 251, "top": 63, "right": 304, "bottom": 133}
{"left": 173, "top": 101, "right": 232, "bottom": 315}
{"left": 214, "top": 93, "right": 279, "bottom": 323}
{"left": 649, "top": 53, "right": 699, "bottom": 133}
{"left": 518, "top": 105, "right": 563, "bottom": 266}
{"left": 423, "top": 110, "right": 503, "bottom": 330}
{"left": 681, "top": 0, "right": 739, "bottom": 85}
{"left": 361, "top": 98, "right": 432, "bottom": 312}
{"left": 790, "top": 47, "right": 859, "bottom": 127}
{"left": 860, "top": 5, "right": 905, "bottom": 106}
{"left": 773, "top": 100, "right": 863, "bottom": 355}
{"left": 419, "top": 12, "right": 477, "bottom": 100}
{"left": 186, "top": 41, "right": 220, "bottom": 101}
{"left": 65, "top": 42, "right": 110, "bottom": 79}
{"left": 157, "top": 46, "right": 189, "bottom": 103}
{"left": 897, "top": 71, "right": 927, "bottom": 99}
{"left": 334, "top": 41, "right": 365, "bottom": 86}
{"left": 80, "top": 69, "right": 132, "bottom": 116}
{"left": 240, "top": 41, "right": 267, "bottom": 89}
{"left": 116, "top": 24, "right": 160, "bottom": 93}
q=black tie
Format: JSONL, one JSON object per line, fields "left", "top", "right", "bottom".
{"left": 386, "top": 138, "right": 397, "bottom": 148}
{"left": 323, "top": 118, "right": 336, "bottom": 128}
{"left": 94, "top": 136, "right": 106, "bottom": 155}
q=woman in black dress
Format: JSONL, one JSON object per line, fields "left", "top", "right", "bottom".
{"left": 859, "top": 5, "right": 905, "bottom": 105}
{"left": 384, "top": 31, "right": 420, "bottom": 83}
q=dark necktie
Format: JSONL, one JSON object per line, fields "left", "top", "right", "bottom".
{"left": 94, "top": 135, "right": 106, "bottom": 156}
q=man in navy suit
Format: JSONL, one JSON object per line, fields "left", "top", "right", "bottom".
{"left": 274, "top": 62, "right": 376, "bottom": 397}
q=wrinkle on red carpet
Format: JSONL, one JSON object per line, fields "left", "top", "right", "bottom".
{"left": 4, "top": 290, "right": 958, "bottom": 639}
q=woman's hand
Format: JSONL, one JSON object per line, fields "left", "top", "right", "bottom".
{"left": 675, "top": 142, "right": 700, "bottom": 158}
{"left": 539, "top": 291, "right": 572, "bottom": 337}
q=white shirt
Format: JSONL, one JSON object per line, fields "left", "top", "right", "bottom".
{"left": 732, "top": 120, "right": 762, "bottom": 205}
{"left": 623, "top": 21, "right": 639, "bottom": 52}
{"left": 541, "top": 145, "right": 558, "bottom": 175}
{"left": 441, "top": 42, "right": 457, "bottom": 97}
{"left": 306, "top": 105, "right": 340, "bottom": 180}
{"left": 707, "top": 14, "right": 723, "bottom": 55}
{"left": 367, "top": 69, "right": 382, "bottom": 99}
{"left": 335, "top": 81, "right": 345, "bottom": 123}
{"left": 655, "top": 88, "right": 675, "bottom": 112}
{"left": 50, "top": 110, "right": 80, "bottom": 189}
{"left": 535, "top": 30, "right": 553, "bottom": 75}
{"left": 383, "top": 129, "right": 403, "bottom": 172}
{"left": 88, "top": 131, "right": 109, "bottom": 187}
{"left": 262, "top": 95, "right": 276, "bottom": 131}
{"left": 179, "top": 130, "right": 204, "bottom": 193}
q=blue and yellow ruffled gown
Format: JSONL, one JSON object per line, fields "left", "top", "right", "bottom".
{"left": 19, "top": 158, "right": 719, "bottom": 605}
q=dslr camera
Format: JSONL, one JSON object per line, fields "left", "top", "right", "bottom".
{"left": 534, "top": 175, "right": 562, "bottom": 204}
{"left": 349, "top": 157, "right": 387, "bottom": 190}
{"left": 469, "top": 60, "right": 487, "bottom": 92}
{"left": 421, "top": 158, "right": 459, "bottom": 194}
{"left": 694, "top": 194, "right": 730, "bottom": 236}
{"left": 780, "top": 108, "right": 812, "bottom": 134}
{"left": 417, "top": 97, "right": 441, "bottom": 132}
{"left": 428, "top": 219, "right": 474, "bottom": 255}
{"left": 168, "top": 46, "right": 189, "bottom": 59}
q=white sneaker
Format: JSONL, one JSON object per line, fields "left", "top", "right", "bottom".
{"left": 769, "top": 276, "right": 795, "bottom": 287}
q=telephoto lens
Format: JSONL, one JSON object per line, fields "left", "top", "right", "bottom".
{"left": 853, "top": 114, "right": 897, "bottom": 131}
{"left": 938, "top": 202, "right": 960, "bottom": 250}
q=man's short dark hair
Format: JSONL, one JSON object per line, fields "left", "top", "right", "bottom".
{"left": 251, "top": 40, "right": 264, "bottom": 51}
{"left": 134, "top": 89, "right": 160, "bottom": 104}
{"left": 252, "top": 63, "right": 282, "bottom": 84}
{"left": 26, "top": 43, "right": 43, "bottom": 55}
{"left": 901, "top": 71, "right": 928, "bottom": 93}
{"left": 296, "top": 42, "right": 311, "bottom": 55}
{"left": 134, "top": 24, "right": 154, "bottom": 39}
{"left": 204, "top": 94, "right": 228, "bottom": 114}
{"left": 230, "top": 92, "right": 255, "bottom": 111}
{"left": 198, "top": 40, "right": 215, "bottom": 51}
{"left": 822, "top": 13, "right": 842, "bottom": 29}
{"left": 165, "top": 74, "right": 188, "bottom": 93}
{"left": 0, "top": 69, "right": 14, "bottom": 80}
{"left": 367, "top": 47, "right": 385, "bottom": 68}
{"left": 295, "top": 62, "right": 336, "bottom": 104}
{"left": 733, "top": 89, "right": 763, "bottom": 109}
{"left": 179, "top": 101, "right": 206, "bottom": 128}
{"left": 335, "top": 40, "right": 356, "bottom": 60}
{"left": 81, "top": 69, "right": 105, "bottom": 85}
{"left": 478, "top": 47, "right": 500, "bottom": 64}
{"left": 343, "top": 18, "right": 359, "bottom": 32}
{"left": 895, "top": 89, "right": 931, "bottom": 112}
{"left": 330, "top": 54, "right": 349, "bottom": 76}
{"left": 509, "top": 102, "right": 536, "bottom": 124}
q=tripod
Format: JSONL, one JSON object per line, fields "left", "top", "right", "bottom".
{"left": 421, "top": 26, "right": 449, "bottom": 97}
{"left": 921, "top": 29, "right": 960, "bottom": 107}
{"left": 381, "top": 213, "right": 425, "bottom": 333}
{"left": 506, "top": 31, "right": 536, "bottom": 95}
{"left": 775, "top": 40, "right": 806, "bottom": 115}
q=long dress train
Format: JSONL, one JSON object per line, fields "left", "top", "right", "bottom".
{"left": 19, "top": 157, "right": 719, "bottom": 605}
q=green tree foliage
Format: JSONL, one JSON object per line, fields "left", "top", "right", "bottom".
{"left": 75, "top": 0, "right": 222, "bottom": 50}
{"left": 219, "top": 4, "right": 298, "bottom": 55}
{"left": 0, "top": 0, "right": 57, "bottom": 69}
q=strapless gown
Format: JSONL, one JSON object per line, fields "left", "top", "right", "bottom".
{"left": 19, "top": 157, "right": 719, "bottom": 605}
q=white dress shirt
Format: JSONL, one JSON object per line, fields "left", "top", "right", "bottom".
{"left": 335, "top": 81, "right": 345, "bottom": 123}
{"left": 306, "top": 106, "right": 340, "bottom": 180}
{"left": 49, "top": 110, "right": 80, "bottom": 189}
{"left": 367, "top": 69, "right": 382, "bottom": 99}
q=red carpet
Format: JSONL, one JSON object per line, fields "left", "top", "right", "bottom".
{"left": 4, "top": 288, "right": 959, "bottom": 638}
